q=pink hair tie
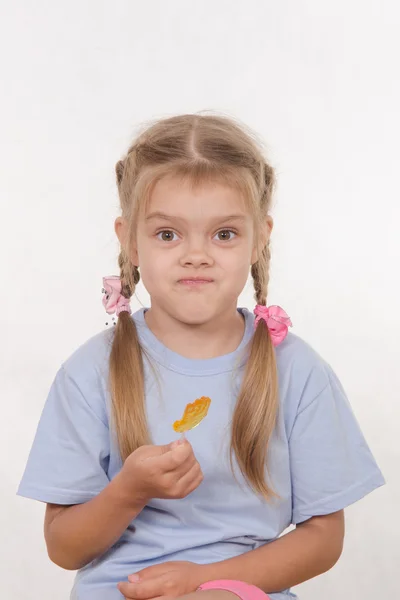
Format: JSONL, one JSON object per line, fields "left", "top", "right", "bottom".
{"left": 102, "top": 276, "right": 132, "bottom": 317}
{"left": 254, "top": 304, "right": 292, "bottom": 346}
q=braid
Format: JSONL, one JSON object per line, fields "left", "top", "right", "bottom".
{"left": 115, "top": 160, "right": 125, "bottom": 186}
{"left": 118, "top": 251, "right": 140, "bottom": 300}
{"left": 251, "top": 240, "right": 271, "bottom": 306}
{"left": 250, "top": 159, "right": 273, "bottom": 307}
{"left": 232, "top": 234, "right": 278, "bottom": 498}
{"left": 110, "top": 251, "right": 147, "bottom": 460}
{"left": 261, "top": 162, "right": 275, "bottom": 203}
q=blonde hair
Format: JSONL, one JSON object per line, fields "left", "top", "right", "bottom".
{"left": 110, "top": 114, "right": 278, "bottom": 498}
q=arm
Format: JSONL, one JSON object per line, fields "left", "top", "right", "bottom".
{"left": 204, "top": 511, "right": 345, "bottom": 593}
{"left": 45, "top": 470, "right": 146, "bottom": 570}
{"left": 44, "top": 440, "right": 202, "bottom": 571}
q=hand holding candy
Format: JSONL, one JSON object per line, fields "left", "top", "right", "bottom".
{"left": 120, "top": 441, "right": 203, "bottom": 503}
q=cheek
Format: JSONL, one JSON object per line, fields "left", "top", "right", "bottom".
{"left": 137, "top": 236, "right": 162, "bottom": 266}
{"left": 137, "top": 245, "right": 174, "bottom": 287}
{"left": 222, "top": 245, "right": 252, "bottom": 272}
{"left": 217, "top": 250, "right": 251, "bottom": 292}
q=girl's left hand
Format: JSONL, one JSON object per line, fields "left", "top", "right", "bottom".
{"left": 118, "top": 561, "right": 208, "bottom": 600}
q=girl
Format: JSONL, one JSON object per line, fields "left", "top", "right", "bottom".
{"left": 18, "top": 114, "right": 384, "bottom": 600}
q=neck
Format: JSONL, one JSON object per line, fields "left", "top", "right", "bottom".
{"left": 143, "top": 305, "right": 246, "bottom": 360}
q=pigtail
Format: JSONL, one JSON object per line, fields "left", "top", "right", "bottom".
{"left": 115, "top": 160, "right": 125, "bottom": 186}
{"left": 230, "top": 159, "right": 279, "bottom": 500}
{"left": 108, "top": 251, "right": 150, "bottom": 460}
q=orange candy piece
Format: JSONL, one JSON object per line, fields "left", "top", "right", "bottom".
{"left": 173, "top": 396, "right": 211, "bottom": 433}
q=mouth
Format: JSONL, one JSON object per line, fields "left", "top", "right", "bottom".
{"left": 178, "top": 277, "right": 214, "bottom": 286}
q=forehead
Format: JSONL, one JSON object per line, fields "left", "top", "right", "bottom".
{"left": 145, "top": 175, "right": 249, "bottom": 222}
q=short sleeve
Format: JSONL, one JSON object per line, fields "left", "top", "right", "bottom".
{"left": 17, "top": 365, "right": 110, "bottom": 505}
{"left": 289, "top": 364, "right": 385, "bottom": 524}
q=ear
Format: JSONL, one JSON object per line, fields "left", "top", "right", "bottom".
{"left": 114, "top": 217, "right": 139, "bottom": 266}
{"left": 251, "top": 217, "right": 273, "bottom": 265}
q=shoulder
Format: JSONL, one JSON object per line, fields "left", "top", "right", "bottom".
{"left": 55, "top": 309, "right": 145, "bottom": 414}
{"left": 241, "top": 307, "right": 337, "bottom": 414}
{"left": 275, "top": 331, "right": 339, "bottom": 416}
{"left": 242, "top": 306, "right": 334, "bottom": 406}
{"left": 59, "top": 327, "right": 115, "bottom": 411}
{"left": 63, "top": 309, "right": 145, "bottom": 378}
{"left": 63, "top": 327, "right": 113, "bottom": 376}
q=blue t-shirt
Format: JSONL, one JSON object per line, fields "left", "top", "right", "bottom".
{"left": 17, "top": 307, "right": 385, "bottom": 600}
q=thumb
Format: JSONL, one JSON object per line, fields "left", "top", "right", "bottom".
{"left": 139, "top": 439, "right": 187, "bottom": 463}
{"left": 154, "top": 439, "right": 185, "bottom": 455}
{"left": 165, "top": 438, "right": 187, "bottom": 452}
{"left": 169, "top": 438, "right": 186, "bottom": 450}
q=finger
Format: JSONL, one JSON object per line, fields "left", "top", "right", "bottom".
{"left": 175, "top": 463, "right": 204, "bottom": 496}
{"left": 118, "top": 581, "right": 140, "bottom": 599}
{"left": 177, "top": 459, "right": 202, "bottom": 483}
{"left": 118, "top": 575, "right": 168, "bottom": 600}
{"left": 181, "top": 474, "right": 204, "bottom": 498}
{"left": 173, "top": 453, "right": 198, "bottom": 479}
{"left": 159, "top": 447, "right": 198, "bottom": 482}
{"left": 155, "top": 441, "right": 195, "bottom": 473}
{"left": 128, "top": 564, "right": 159, "bottom": 583}
{"left": 117, "top": 585, "right": 132, "bottom": 600}
{"left": 140, "top": 442, "right": 177, "bottom": 459}
{"left": 128, "top": 564, "right": 166, "bottom": 581}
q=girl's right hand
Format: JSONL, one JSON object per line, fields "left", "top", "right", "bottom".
{"left": 119, "top": 439, "right": 204, "bottom": 503}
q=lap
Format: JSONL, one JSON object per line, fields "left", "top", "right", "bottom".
{"left": 196, "top": 580, "right": 271, "bottom": 600}
{"left": 182, "top": 592, "right": 239, "bottom": 600}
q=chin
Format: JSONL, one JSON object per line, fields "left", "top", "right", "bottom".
{"left": 170, "top": 302, "right": 218, "bottom": 325}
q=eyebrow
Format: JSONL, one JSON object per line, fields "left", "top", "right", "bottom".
{"left": 145, "top": 212, "right": 247, "bottom": 224}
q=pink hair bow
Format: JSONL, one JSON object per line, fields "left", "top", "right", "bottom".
{"left": 253, "top": 305, "right": 292, "bottom": 346}
{"left": 102, "top": 276, "right": 132, "bottom": 316}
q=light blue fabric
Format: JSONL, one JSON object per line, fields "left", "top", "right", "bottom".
{"left": 17, "top": 308, "right": 385, "bottom": 600}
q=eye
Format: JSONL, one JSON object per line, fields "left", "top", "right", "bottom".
{"left": 214, "top": 229, "right": 237, "bottom": 241}
{"left": 156, "top": 230, "right": 178, "bottom": 242}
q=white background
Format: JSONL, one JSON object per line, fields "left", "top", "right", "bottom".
{"left": 1, "top": 1, "right": 398, "bottom": 598}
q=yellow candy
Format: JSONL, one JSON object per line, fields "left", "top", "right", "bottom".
{"left": 173, "top": 397, "right": 211, "bottom": 433}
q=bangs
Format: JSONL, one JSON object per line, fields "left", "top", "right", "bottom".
{"left": 126, "top": 161, "right": 261, "bottom": 243}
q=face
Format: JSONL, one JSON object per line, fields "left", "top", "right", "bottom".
{"left": 116, "top": 175, "right": 270, "bottom": 325}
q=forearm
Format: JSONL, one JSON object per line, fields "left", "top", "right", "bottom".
{"left": 203, "top": 512, "right": 344, "bottom": 594}
{"left": 45, "top": 471, "right": 146, "bottom": 570}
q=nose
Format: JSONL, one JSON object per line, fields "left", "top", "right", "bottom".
{"left": 179, "top": 235, "right": 214, "bottom": 268}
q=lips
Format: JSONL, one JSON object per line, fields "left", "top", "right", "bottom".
{"left": 178, "top": 277, "right": 214, "bottom": 284}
